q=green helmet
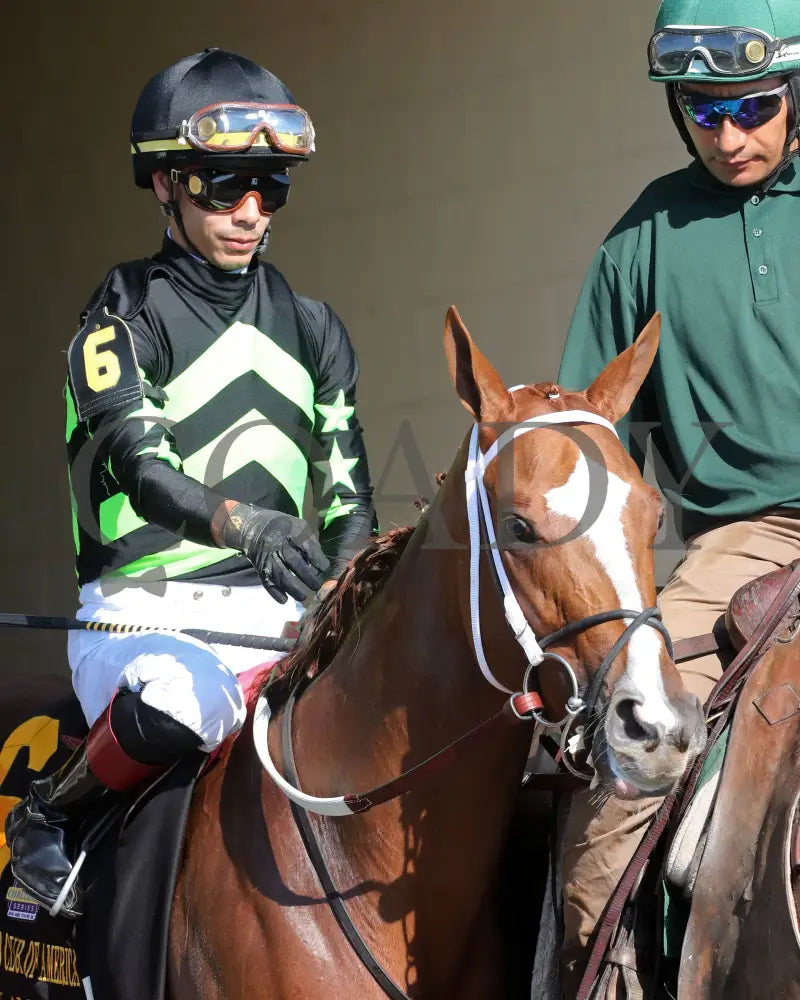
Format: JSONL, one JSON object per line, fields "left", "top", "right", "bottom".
{"left": 649, "top": 0, "right": 800, "bottom": 83}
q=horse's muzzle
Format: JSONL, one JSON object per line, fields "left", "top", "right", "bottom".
{"left": 597, "top": 684, "right": 706, "bottom": 798}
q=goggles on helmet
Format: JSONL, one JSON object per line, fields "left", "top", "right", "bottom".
{"left": 676, "top": 83, "right": 788, "bottom": 130}
{"left": 178, "top": 102, "right": 315, "bottom": 155}
{"left": 649, "top": 26, "right": 800, "bottom": 78}
{"left": 171, "top": 167, "right": 290, "bottom": 215}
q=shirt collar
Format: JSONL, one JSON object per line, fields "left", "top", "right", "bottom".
{"left": 687, "top": 154, "right": 800, "bottom": 197}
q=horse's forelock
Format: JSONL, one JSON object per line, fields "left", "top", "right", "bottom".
{"left": 262, "top": 526, "right": 416, "bottom": 708}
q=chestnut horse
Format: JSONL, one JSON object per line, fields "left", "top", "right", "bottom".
{"left": 167, "top": 308, "right": 704, "bottom": 1000}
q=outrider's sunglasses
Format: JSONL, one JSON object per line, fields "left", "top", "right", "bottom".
{"left": 676, "top": 83, "right": 788, "bottom": 130}
{"left": 172, "top": 167, "right": 291, "bottom": 215}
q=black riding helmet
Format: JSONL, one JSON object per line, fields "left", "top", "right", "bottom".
{"left": 130, "top": 48, "right": 314, "bottom": 260}
{"left": 131, "top": 47, "right": 312, "bottom": 185}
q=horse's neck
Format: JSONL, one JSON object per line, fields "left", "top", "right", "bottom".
{"left": 281, "top": 481, "right": 532, "bottom": 986}
{"left": 291, "top": 518, "right": 484, "bottom": 791}
{"left": 292, "top": 464, "right": 508, "bottom": 796}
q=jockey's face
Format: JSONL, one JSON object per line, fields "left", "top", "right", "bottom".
{"left": 152, "top": 171, "right": 271, "bottom": 270}
{"left": 680, "top": 75, "right": 796, "bottom": 188}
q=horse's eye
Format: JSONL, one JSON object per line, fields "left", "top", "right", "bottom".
{"left": 502, "top": 514, "right": 538, "bottom": 546}
{"left": 657, "top": 507, "right": 665, "bottom": 532}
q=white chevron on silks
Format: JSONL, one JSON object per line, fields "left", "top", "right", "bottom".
{"left": 162, "top": 321, "right": 316, "bottom": 424}
{"left": 182, "top": 410, "right": 307, "bottom": 500}
{"left": 100, "top": 410, "right": 308, "bottom": 545}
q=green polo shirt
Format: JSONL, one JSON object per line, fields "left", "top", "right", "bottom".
{"left": 558, "top": 157, "right": 800, "bottom": 541}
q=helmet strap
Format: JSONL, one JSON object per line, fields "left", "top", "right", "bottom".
{"left": 666, "top": 84, "right": 698, "bottom": 158}
{"left": 753, "top": 74, "right": 800, "bottom": 194}
{"left": 255, "top": 227, "right": 270, "bottom": 256}
{"left": 788, "top": 75, "right": 800, "bottom": 140}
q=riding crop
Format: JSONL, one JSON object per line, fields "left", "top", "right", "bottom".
{"left": 0, "top": 612, "right": 296, "bottom": 652}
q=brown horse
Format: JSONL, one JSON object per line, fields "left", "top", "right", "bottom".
{"left": 580, "top": 563, "right": 800, "bottom": 1000}
{"left": 674, "top": 582, "right": 800, "bottom": 999}
{"left": 167, "top": 308, "right": 705, "bottom": 1000}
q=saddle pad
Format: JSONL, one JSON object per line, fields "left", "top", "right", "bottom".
{"left": 0, "top": 677, "right": 204, "bottom": 1000}
{"left": 0, "top": 752, "right": 203, "bottom": 1000}
{"left": 0, "top": 870, "right": 84, "bottom": 999}
{"left": 0, "top": 682, "right": 87, "bottom": 999}
{"left": 664, "top": 771, "right": 720, "bottom": 893}
{"left": 77, "top": 751, "right": 205, "bottom": 1000}
{"left": 662, "top": 726, "right": 730, "bottom": 959}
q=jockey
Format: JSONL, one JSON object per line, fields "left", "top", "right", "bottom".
{"left": 5, "top": 48, "right": 377, "bottom": 919}
{"left": 556, "top": 0, "right": 800, "bottom": 994}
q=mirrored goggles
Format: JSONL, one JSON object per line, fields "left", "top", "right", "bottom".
{"left": 677, "top": 83, "right": 788, "bottom": 130}
{"left": 172, "top": 168, "right": 291, "bottom": 215}
{"left": 179, "top": 102, "right": 315, "bottom": 155}
{"left": 649, "top": 26, "right": 799, "bottom": 77}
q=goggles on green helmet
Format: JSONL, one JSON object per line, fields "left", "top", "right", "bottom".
{"left": 180, "top": 102, "right": 315, "bottom": 155}
{"left": 171, "top": 167, "right": 290, "bottom": 215}
{"left": 649, "top": 26, "right": 800, "bottom": 78}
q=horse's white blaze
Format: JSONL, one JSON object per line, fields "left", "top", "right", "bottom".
{"left": 545, "top": 453, "right": 676, "bottom": 730}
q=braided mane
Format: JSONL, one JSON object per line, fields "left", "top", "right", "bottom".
{"left": 260, "top": 526, "right": 415, "bottom": 706}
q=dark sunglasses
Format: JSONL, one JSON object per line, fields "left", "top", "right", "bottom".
{"left": 677, "top": 84, "right": 788, "bottom": 131}
{"left": 172, "top": 168, "right": 291, "bottom": 214}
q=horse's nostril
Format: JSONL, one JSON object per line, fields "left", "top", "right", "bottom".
{"left": 675, "top": 706, "right": 703, "bottom": 754}
{"left": 613, "top": 698, "right": 663, "bottom": 747}
{"left": 674, "top": 729, "right": 690, "bottom": 754}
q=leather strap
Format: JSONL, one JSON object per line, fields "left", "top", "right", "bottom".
{"left": 281, "top": 690, "right": 412, "bottom": 1000}
{"left": 522, "top": 731, "right": 588, "bottom": 792}
{"left": 673, "top": 632, "right": 725, "bottom": 662}
{"left": 523, "top": 772, "right": 587, "bottom": 792}
{"left": 342, "top": 691, "right": 542, "bottom": 813}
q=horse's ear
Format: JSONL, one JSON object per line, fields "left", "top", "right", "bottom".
{"left": 443, "top": 305, "right": 511, "bottom": 421}
{"left": 584, "top": 313, "right": 661, "bottom": 424}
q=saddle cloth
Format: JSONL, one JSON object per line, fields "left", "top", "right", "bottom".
{"left": 0, "top": 676, "right": 203, "bottom": 1000}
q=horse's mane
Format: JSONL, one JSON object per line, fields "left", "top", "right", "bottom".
{"left": 261, "top": 525, "right": 415, "bottom": 707}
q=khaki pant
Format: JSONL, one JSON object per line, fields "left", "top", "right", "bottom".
{"left": 561, "top": 510, "right": 800, "bottom": 996}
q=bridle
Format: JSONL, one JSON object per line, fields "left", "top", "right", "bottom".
{"left": 254, "top": 406, "right": 672, "bottom": 803}
{"left": 465, "top": 407, "right": 672, "bottom": 740}
{"left": 250, "top": 406, "right": 675, "bottom": 1000}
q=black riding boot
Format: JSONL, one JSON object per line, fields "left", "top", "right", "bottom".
{"left": 4, "top": 689, "right": 200, "bottom": 919}
{"left": 5, "top": 741, "right": 111, "bottom": 918}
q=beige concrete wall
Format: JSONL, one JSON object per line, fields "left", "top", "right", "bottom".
{"left": 1, "top": 1, "right": 686, "bottom": 670}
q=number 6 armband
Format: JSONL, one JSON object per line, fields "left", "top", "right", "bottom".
{"left": 67, "top": 306, "right": 145, "bottom": 421}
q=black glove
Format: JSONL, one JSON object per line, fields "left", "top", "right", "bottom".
{"left": 221, "top": 503, "right": 330, "bottom": 603}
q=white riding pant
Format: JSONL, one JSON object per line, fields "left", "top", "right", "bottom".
{"left": 68, "top": 579, "right": 303, "bottom": 752}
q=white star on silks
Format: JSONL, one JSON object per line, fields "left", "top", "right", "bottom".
{"left": 315, "top": 391, "right": 354, "bottom": 433}
{"left": 322, "top": 494, "right": 357, "bottom": 529}
{"left": 313, "top": 439, "right": 359, "bottom": 495}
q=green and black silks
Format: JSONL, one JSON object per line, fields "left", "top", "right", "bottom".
{"left": 67, "top": 238, "right": 376, "bottom": 587}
